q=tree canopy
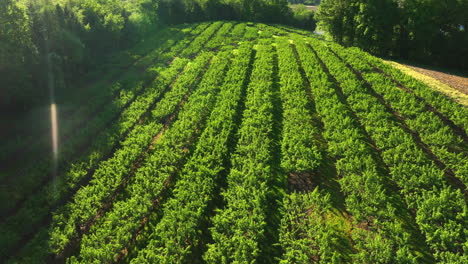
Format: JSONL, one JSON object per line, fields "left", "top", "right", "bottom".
{"left": 2, "top": 0, "right": 316, "bottom": 112}
{"left": 316, "top": 0, "right": 468, "bottom": 71}
{"left": 0, "top": 0, "right": 160, "bottom": 111}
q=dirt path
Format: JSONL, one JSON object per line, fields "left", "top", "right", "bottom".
{"left": 305, "top": 5, "right": 318, "bottom": 11}
{"left": 407, "top": 65, "right": 468, "bottom": 94}
{"left": 290, "top": 4, "right": 318, "bottom": 12}
{"left": 386, "top": 61, "right": 468, "bottom": 106}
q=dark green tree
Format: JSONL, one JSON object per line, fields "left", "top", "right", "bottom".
{"left": 316, "top": 0, "right": 356, "bottom": 45}
{"left": 316, "top": 0, "right": 468, "bottom": 70}
{"left": 0, "top": 0, "right": 36, "bottom": 110}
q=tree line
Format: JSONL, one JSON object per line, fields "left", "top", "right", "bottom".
{"left": 1, "top": 0, "right": 159, "bottom": 112}
{"left": 1, "top": 0, "right": 317, "bottom": 113}
{"left": 156, "top": 0, "right": 315, "bottom": 27}
{"left": 316, "top": 0, "right": 468, "bottom": 71}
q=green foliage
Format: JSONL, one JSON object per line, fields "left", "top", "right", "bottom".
{"left": 0, "top": 23, "right": 207, "bottom": 261}
{"left": 4, "top": 22, "right": 468, "bottom": 264}
{"left": 0, "top": 25, "right": 195, "bottom": 222}
{"left": 289, "top": 4, "right": 316, "bottom": 30}
{"left": 293, "top": 35, "right": 424, "bottom": 263}
{"left": 75, "top": 50, "right": 230, "bottom": 263}
{"left": 333, "top": 44, "right": 468, "bottom": 189}
{"left": 157, "top": 0, "right": 292, "bottom": 24}
{"left": 305, "top": 34, "right": 467, "bottom": 262}
{"left": 131, "top": 41, "right": 253, "bottom": 264}
{"left": 204, "top": 43, "right": 276, "bottom": 263}
{"left": 0, "top": 0, "right": 160, "bottom": 112}
{"left": 0, "top": 0, "right": 35, "bottom": 109}
{"left": 0, "top": 0, "right": 33, "bottom": 68}
{"left": 315, "top": 0, "right": 361, "bottom": 45}
{"left": 0, "top": 0, "right": 317, "bottom": 113}
{"left": 316, "top": 0, "right": 468, "bottom": 70}
{"left": 279, "top": 190, "right": 351, "bottom": 263}
{"left": 276, "top": 37, "right": 322, "bottom": 173}
{"left": 51, "top": 50, "right": 214, "bottom": 257}
{"left": 361, "top": 49, "right": 468, "bottom": 133}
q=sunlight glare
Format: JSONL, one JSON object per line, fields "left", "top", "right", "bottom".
{"left": 50, "top": 103, "right": 59, "bottom": 175}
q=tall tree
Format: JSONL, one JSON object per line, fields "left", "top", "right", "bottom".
{"left": 316, "top": 0, "right": 356, "bottom": 45}
{"left": 317, "top": 0, "right": 468, "bottom": 70}
{"left": 353, "top": 0, "right": 399, "bottom": 55}
{"left": 0, "top": 0, "right": 35, "bottom": 110}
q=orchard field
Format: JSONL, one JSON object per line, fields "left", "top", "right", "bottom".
{"left": 1, "top": 21, "right": 467, "bottom": 263}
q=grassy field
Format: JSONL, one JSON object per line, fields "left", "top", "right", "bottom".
{"left": 385, "top": 60, "right": 468, "bottom": 106}
{"left": 1, "top": 21, "right": 467, "bottom": 263}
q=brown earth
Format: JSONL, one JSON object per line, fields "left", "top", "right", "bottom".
{"left": 288, "top": 172, "right": 316, "bottom": 192}
{"left": 404, "top": 64, "right": 468, "bottom": 95}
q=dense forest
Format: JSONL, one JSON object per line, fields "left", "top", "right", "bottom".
{"left": 317, "top": 0, "right": 468, "bottom": 71}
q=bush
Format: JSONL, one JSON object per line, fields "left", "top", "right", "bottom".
{"left": 289, "top": 4, "right": 316, "bottom": 31}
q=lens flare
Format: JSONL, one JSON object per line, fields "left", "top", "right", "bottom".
{"left": 50, "top": 103, "right": 58, "bottom": 176}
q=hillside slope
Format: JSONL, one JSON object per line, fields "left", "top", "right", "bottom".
{"left": 2, "top": 21, "right": 467, "bottom": 264}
